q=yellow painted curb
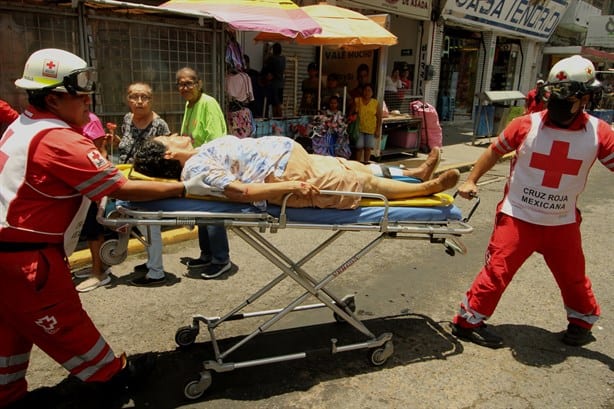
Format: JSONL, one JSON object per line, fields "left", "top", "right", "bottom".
{"left": 69, "top": 227, "right": 198, "bottom": 270}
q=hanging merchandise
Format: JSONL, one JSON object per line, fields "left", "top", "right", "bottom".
{"left": 225, "top": 34, "right": 246, "bottom": 73}
{"left": 225, "top": 71, "right": 254, "bottom": 106}
{"left": 227, "top": 107, "right": 255, "bottom": 138}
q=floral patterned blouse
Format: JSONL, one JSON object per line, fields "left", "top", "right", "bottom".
{"left": 182, "top": 135, "right": 294, "bottom": 210}
{"left": 118, "top": 112, "right": 170, "bottom": 164}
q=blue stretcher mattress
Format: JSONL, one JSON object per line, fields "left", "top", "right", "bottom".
{"left": 126, "top": 198, "right": 462, "bottom": 224}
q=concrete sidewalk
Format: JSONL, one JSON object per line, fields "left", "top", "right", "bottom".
{"left": 69, "top": 119, "right": 500, "bottom": 270}
{"left": 375, "top": 118, "right": 496, "bottom": 174}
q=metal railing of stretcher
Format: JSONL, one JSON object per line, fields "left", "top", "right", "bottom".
{"left": 96, "top": 190, "right": 479, "bottom": 400}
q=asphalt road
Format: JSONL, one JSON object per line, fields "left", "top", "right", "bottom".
{"left": 26, "top": 161, "right": 613, "bottom": 409}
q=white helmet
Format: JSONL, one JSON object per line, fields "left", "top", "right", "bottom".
{"left": 546, "top": 55, "right": 600, "bottom": 98}
{"left": 15, "top": 48, "right": 96, "bottom": 94}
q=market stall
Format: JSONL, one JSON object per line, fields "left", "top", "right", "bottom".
{"left": 254, "top": 4, "right": 402, "bottom": 159}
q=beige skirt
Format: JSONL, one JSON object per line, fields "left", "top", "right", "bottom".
{"left": 265, "top": 143, "right": 363, "bottom": 209}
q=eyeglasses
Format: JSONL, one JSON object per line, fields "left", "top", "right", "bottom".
{"left": 176, "top": 81, "right": 197, "bottom": 89}
{"left": 128, "top": 94, "right": 152, "bottom": 102}
{"left": 46, "top": 68, "right": 97, "bottom": 95}
{"left": 544, "top": 81, "right": 584, "bottom": 100}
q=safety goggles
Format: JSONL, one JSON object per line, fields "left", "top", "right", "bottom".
{"left": 544, "top": 81, "right": 584, "bottom": 100}
{"left": 47, "top": 68, "right": 97, "bottom": 95}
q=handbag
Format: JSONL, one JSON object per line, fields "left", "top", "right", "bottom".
{"left": 347, "top": 113, "right": 360, "bottom": 143}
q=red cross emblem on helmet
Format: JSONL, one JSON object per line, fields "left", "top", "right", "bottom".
{"left": 555, "top": 71, "right": 567, "bottom": 81}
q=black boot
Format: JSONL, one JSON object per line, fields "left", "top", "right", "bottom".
{"left": 452, "top": 323, "right": 504, "bottom": 349}
{"left": 562, "top": 323, "right": 594, "bottom": 346}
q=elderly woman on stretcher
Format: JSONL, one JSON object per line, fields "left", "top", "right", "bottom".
{"left": 133, "top": 134, "right": 460, "bottom": 210}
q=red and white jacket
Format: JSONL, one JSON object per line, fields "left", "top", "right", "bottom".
{"left": 0, "top": 107, "right": 126, "bottom": 245}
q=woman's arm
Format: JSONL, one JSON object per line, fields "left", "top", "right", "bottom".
{"left": 223, "top": 180, "right": 319, "bottom": 202}
{"left": 375, "top": 99, "right": 382, "bottom": 138}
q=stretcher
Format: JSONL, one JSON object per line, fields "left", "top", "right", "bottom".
{"left": 96, "top": 188, "right": 479, "bottom": 400}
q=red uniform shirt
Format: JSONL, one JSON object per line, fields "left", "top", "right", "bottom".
{"left": 0, "top": 99, "right": 18, "bottom": 125}
{"left": 525, "top": 88, "right": 546, "bottom": 113}
{"left": 0, "top": 107, "right": 127, "bottom": 243}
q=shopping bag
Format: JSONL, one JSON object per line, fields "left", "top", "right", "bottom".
{"left": 347, "top": 113, "right": 360, "bottom": 143}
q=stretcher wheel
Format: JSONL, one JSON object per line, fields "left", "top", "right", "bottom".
{"left": 184, "top": 371, "right": 212, "bottom": 400}
{"left": 99, "top": 239, "right": 127, "bottom": 265}
{"left": 369, "top": 340, "right": 394, "bottom": 366}
{"left": 175, "top": 326, "right": 198, "bottom": 347}
{"left": 333, "top": 296, "right": 356, "bottom": 323}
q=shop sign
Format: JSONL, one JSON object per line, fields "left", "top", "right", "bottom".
{"left": 322, "top": 47, "right": 376, "bottom": 95}
{"left": 338, "top": 0, "right": 431, "bottom": 21}
{"left": 442, "top": 0, "right": 570, "bottom": 42}
{"left": 585, "top": 16, "right": 614, "bottom": 48}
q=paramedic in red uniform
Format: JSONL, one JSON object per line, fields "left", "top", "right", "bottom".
{"left": 0, "top": 48, "right": 217, "bottom": 408}
{"left": 451, "top": 55, "right": 614, "bottom": 349}
{"left": 524, "top": 79, "right": 547, "bottom": 114}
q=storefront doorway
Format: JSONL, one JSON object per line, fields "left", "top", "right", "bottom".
{"left": 490, "top": 39, "right": 520, "bottom": 91}
{"left": 437, "top": 28, "right": 480, "bottom": 121}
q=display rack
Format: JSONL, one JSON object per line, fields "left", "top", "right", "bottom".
{"left": 473, "top": 90, "right": 525, "bottom": 145}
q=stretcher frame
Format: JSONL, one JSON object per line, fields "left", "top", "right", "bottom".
{"left": 97, "top": 191, "right": 478, "bottom": 400}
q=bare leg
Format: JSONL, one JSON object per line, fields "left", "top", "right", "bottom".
{"left": 364, "top": 147, "right": 372, "bottom": 164}
{"left": 355, "top": 148, "right": 364, "bottom": 163}
{"left": 88, "top": 235, "right": 107, "bottom": 279}
{"left": 402, "top": 146, "right": 441, "bottom": 180}
{"left": 361, "top": 168, "right": 460, "bottom": 199}
{"left": 344, "top": 147, "right": 441, "bottom": 181}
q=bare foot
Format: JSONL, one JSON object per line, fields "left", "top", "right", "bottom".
{"left": 405, "top": 147, "right": 441, "bottom": 181}
{"left": 424, "top": 168, "right": 460, "bottom": 195}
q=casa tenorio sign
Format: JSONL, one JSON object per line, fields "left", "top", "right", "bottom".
{"left": 443, "top": 0, "right": 569, "bottom": 42}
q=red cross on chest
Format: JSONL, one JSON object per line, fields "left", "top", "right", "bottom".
{"left": 529, "top": 140, "right": 582, "bottom": 188}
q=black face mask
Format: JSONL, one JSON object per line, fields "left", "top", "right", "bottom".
{"left": 547, "top": 97, "right": 577, "bottom": 127}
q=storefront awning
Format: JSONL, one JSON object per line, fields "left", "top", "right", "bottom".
{"left": 158, "top": 0, "right": 322, "bottom": 38}
{"left": 253, "top": 4, "right": 397, "bottom": 48}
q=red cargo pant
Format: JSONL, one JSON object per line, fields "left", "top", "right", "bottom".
{"left": 0, "top": 245, "right": 122, "bottom": 407}
{"left": 454, "top": 212, "right": 600, "bottom": 329}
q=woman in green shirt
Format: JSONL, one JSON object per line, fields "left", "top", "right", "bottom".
{"left": 176, "top": 67, "right": 232, "bottom": 279}
{"left": 177, "top": 67, "right": 227, "bottom": 147}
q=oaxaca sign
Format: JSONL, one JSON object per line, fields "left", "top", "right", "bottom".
{"left": 442, "top": 0, "right": 570, "bottom": 42}
{"left": 338, "top": 0, "right": 431, "bottom": 21}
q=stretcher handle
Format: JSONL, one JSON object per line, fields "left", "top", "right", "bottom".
{"left": 453, "top": 191, "right": 480, "bottom": 223}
